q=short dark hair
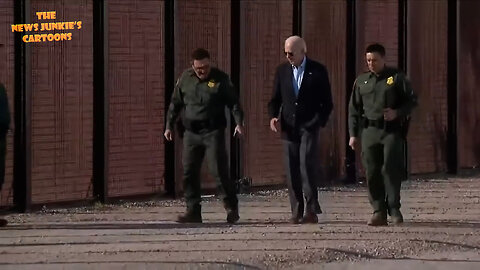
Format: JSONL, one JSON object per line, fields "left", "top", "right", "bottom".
{"left": 191, "top": 48, "right": 210, "bottom": 60}
{"left": 366, "top": 43, "right": 386, "bottom": 57}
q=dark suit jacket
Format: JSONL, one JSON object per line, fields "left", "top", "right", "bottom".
{"left": 268, "top": 58, "right": 333, "bottom": 141}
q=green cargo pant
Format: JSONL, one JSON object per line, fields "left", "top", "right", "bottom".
{"left": 361, "top": 126, "right": 404, "bottom": 213}
{"left": 182, "top": 128, "right": 238, "bottom": 211}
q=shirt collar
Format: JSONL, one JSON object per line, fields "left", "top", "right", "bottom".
{"left": 292, "top": 57, "right": 306, "bottom": 70}
{"left": 370, "top": 65, "right": 389, "bottom": 78}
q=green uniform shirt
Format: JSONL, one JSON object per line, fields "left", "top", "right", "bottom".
{"left": 166, "top": 67, "right": 243, "bottom": 131}
{"left": 348, "top": 67, "right": 417, "bottom": 137}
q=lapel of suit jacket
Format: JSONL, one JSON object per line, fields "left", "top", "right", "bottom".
{"left": 299, "top": 58, "right": 310, "bottom": 92}
{"left": 285, "top": 63, "right": 296, "bottom": 100}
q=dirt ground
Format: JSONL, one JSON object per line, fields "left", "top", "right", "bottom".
{"left": 0, "top": 177, "right": 479, "bottom": 269}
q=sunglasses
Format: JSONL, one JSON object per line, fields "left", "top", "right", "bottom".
{"left": 284, "top": 51, "right": 294, "bottom": 57}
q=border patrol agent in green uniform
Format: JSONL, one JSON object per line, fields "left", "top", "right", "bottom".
{"left": 164, "top": 48, "right": 244, "bottom": 224}
{"left": 348, "top": 43, "right": 417, "bottom": 226}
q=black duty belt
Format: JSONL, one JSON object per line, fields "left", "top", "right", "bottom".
{"left": 364, "top": 118, "right": 385, "bottom": 129}
{"left": 363, "top": 117, "right": 401, "bottom": 132}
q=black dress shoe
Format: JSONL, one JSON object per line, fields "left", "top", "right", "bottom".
{"left": 226, "top": 208, "right": 240, "bottom": 224}
{"left": 176, "top": 211, "right": 202, "bottom": 223}
{"left": 302, "top": 212, "right": 318, "bottom": 224}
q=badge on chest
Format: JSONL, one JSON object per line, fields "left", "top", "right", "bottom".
{"left": 387, "top": 76, "right": 394, "bottom": 85}
{"left": 207, "top": 80, "right": 215, "bottom": 88}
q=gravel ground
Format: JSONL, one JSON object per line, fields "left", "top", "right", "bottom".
{"left": 0, "top": 177, "right": 479, "bottom": 269}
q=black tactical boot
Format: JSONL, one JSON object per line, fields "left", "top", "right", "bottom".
{"left": 0, "top": 217, "right": 7, "bottom": 227}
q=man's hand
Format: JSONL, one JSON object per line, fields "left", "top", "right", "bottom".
{"left": 233, "top": 125, "right": 244, "bottom": 137}
{"left": 383, "top": 108, "right": 398, "bottom": 121}
{"left": 270, "top": 118, "right": 279, "bottom": 132}
{"left": 349, "top": 137, "right": 358, "bottom": 150}
{"left": 164, "top": 129, "right": 173, "bottom": 141}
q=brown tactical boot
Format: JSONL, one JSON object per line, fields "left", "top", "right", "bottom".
{"left": 367, "top": 211, "right": 387, "bottom": 226}
{"left": 289, "top": 215, "right": 302, "bottom": 224}
{"left": 176, "top": 206, "right": 202, "bottom": 223}
{"left": 302, "top": 212, "right": 319, "bottom": 224}
{"left": 389, "top": 208, "right": 404, "bottom": 224}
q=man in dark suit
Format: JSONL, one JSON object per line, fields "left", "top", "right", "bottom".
{"left": 268, "top": 36, "right": 333, "bottom": 224}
